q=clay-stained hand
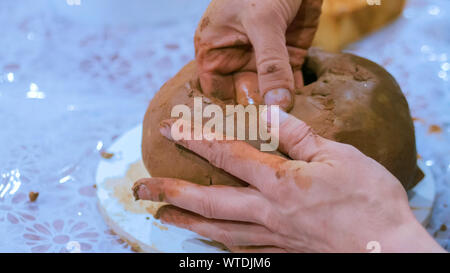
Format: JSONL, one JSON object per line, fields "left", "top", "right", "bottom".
{"left": 133, "top": 111, "right": 445, "bottom": 253}
{"left": 194, "top": 0, "right": 323, "bottom": 110}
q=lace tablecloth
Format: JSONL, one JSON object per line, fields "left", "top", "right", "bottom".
{"left": 0, "top": 0, "right": 448, "bottom": 252}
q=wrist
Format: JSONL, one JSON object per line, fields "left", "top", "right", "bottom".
{"left": 380, "top": 216, "right": 446, "bottom": 253}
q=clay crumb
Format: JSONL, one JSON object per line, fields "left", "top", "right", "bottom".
{"left": 158, "top": 192, "right": 165, "bottom": 202}
{"left": 353, "top": 73, "right": 369, "bottom": 81}
{"left": 132, "top": 183, "right": 142, "bottom": 201}
{"left": 130, "top": 245, "right": 141, "bottom": 253}
{"left": 275, "top": 169, "right": 286, "bottom": 179}
{"left": 106, "top": 229, "right": 116, "bottom": 236}
{"left": 101, "top": 151, "right": 115, "bottom": 159}
{"left": 353, "top": 65, "right": 371, "bottom": 81}
{"left": 93, "top": 184, "right": 97, "bottom": 189}
{"left": 153, "top": 221, "right": 168, "bottom": 231}
{"left": 266, "top": 64, "right": 278, "bottom": 73}
{"left": 29, "top": 191, "right": 39, "bottom": 202}
{"left": 199, "top": 17, "right": 210, "bottom": 32}
{"left": 440, "top": 224, "right": 447, "bottom": 232}
{"left": 428, "top": 124, "right": 442, "bottom": 134}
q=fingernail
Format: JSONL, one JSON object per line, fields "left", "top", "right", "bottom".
{"left": 132, "top": 181, "right": 149, "bottom": 201}
{"left": 159, "top": 120, "right": 173, "bottom": 141}
{"left": 264, "top": 88, "right": 293, "bottom": 111}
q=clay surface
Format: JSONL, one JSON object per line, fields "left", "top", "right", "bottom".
{"left": 142, "top": 48, "right": 422, "bottom": 191}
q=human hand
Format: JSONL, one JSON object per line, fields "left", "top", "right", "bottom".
{"left": 133, "top": 110, "right": 445, "bottom": 253}
{"left": 194, "top": 0, "right": 322, "bottom": 110}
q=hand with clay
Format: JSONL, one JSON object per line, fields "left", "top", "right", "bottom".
{"left": 133, "top": 111, "right": 445, "bottom": 253}
{"left": 194, "top": 0, "right": 322, "bottom": 110}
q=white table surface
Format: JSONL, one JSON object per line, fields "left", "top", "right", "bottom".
{"left": 0, "top": 0, "right": 448, "bottom": 252}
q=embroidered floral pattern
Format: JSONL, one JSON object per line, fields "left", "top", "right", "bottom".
{"left": 23, "top": 219, "right": 99, "bottom": 253}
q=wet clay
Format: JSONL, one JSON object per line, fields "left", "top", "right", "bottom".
{"left": 142, "top": 48, "right": 423, "bottom": 191}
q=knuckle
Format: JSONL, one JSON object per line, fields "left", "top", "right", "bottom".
{"left": 257, "top": 61, "right": 294, "bottom": 92}
{"left": 267, "top": 215, "right": 283, "bottom": 233}
{"left": 207, "top": 145, "right": 227, "bottom": 169}
{"left": 259, "top": 176, "right": 280, "bottom": 195}
{"left": 259, "top": 206, "right": 281, "bottom": 231}
{"left": 287, "top": 126, "right": 314, "bottom": 157}
{"left": 337, "top": 143, "right": 363, "bottom": 158}
{"left": 244, "top": 1, "right": 273, "bottom": 23}
{"left": 258, "top": 58, "right": 290, "bottom": 78}
{"left": 217, "top": 229, "right": 235, "bottom": 247}
{"left": 243, "top": 2, "right": 290, "bottom": 38}
{"left": 287, "top": 47, "right": 308, "bottom": 67}
{"left": 199, "top": 195, "right": 216, "bottom": 218}
{"left": 325, "top": 143, "right": 369, "bottom": 167}
{"left": 274, "top": 161, "right": 296, "bottom": 182}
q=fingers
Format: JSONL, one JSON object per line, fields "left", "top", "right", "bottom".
{"left": 288, "top": 46, "right": 309, "bottom": 89}
{"left": 159, "top": 119, "right": 287, "bottom": 191}
{"left": 293, "top": 69, "right": 305, "bottom": 89}
{"left": 133, "top": 178, "right": 274, "bottom": 225}
{"left": 242, "top": 4, "right": 295, "bottom": 110}
{"left": 195, "top": 34, "right": 251, "bottom": 101}
{"left": 268, "top": 109, "right": 332, "bottom": 162}
{"left": 286, "top": 0, "right": 322, "bottom": 50}
{"left": 199, "top": 72, "right": 236, "bottom": 101}
{"left": 156, "top": 205, "right": 284, "bottom": 249}
{"left": 286, "top": 0, "right": 323, "bottom": 89}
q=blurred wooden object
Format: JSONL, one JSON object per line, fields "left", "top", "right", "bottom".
{"left": 313, "top": 0, "right": 406, "bottom": 52}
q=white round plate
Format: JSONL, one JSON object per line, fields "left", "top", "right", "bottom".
{"left": 96, "top": 124, "right": 436, "bottom": 253}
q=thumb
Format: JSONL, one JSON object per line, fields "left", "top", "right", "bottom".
{"left": 243, "top": 13, "right": 294, "bottom": 110}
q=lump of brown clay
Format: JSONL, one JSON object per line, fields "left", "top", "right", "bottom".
{"left": 142, "top": 48, "right": 422, "bottom": 191}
